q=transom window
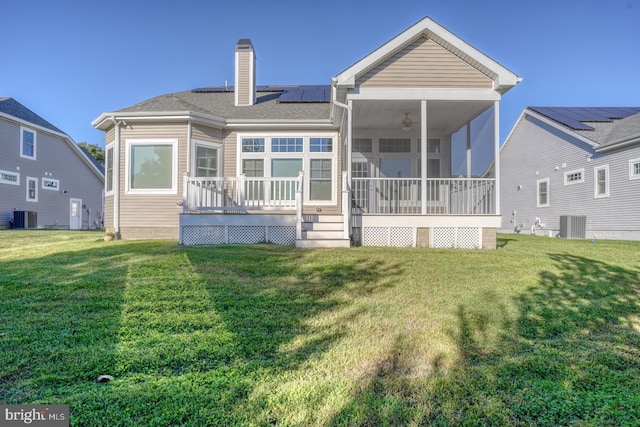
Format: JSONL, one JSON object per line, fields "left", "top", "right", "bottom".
{"left": 0, "top": 169, "right": 19, "bottom": 185}
{"left": 242, "top": 138, "right": 265, "bottom": 153}
{"left": 272, "top": 137, "right": 302, "bottom": 153}
{"left": 20, "top": 127, "right": 36, "bottom": 159}
{"left": 629, "top": 158, "right": 640, "bottom": 180}
{"left": 42, "top": 178, "right": 59, "bottom": 191}
{"left": 379, "top": 138, "right": 410, "bottom": 153}
{"left": 310, "top": 138, "right": 333, "bottom": 153}
{"left": 564, "top": 169, "right": 584, "bottom": 185}
{"left": 353, "top": 138, "right": 372, "bottom": 153}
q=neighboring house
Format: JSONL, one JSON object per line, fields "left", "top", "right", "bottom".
{"left": 92, "top": 17, "right": 521, "bottom": 248}
{"left": 0, "top": 98, "right": 105, "bottom": 230}
{"left": 500, "top": 107, "right": 640, "bottom": 240}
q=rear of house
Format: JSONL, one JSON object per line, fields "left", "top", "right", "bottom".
{"left": 94, "top": 17, "right": 521, "bottom": 248}
{"left": 0, "top": 98, "right": 104, "bottom": 230}
{"left": 500, "top": 107, "right": 640, "bottom": 240}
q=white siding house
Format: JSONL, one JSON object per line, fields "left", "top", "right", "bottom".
{"left": 500, "top": 107, "right": 640, "bottom": 240}
{"left": 0, "top": 98, "right": 104, "bottom": 229}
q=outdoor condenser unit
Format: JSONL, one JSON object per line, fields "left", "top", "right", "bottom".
{"left": 13, "top": 211, "right": 37, "bottom": 229}
{"left": 559, "top": 215, "right": 586, "bottom": 239}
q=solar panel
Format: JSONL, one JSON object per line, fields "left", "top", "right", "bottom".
{"left": 192, "top": 84, "right": 331, "bottom": 102}
{"left": 530, "top": 107, "right": 640, "bottom": 131}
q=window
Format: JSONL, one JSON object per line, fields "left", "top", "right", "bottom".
{"left": 352, "top": 161, "right": 369, "bottom": 178}
{"left": 310, "top": 159, "right": 332, "bottom": 200}
{"left": 105, "top": 144, "right": 114, "bottom": 193}
{"left": 42, "top": 178, "right": 59, "bottom": 191}
{"left": 537, "top": 178, "right": 549, "bottom": 207}
{"left": 20, "top": 127, "right": 36, "bottom": 159}
{"left": 594, "top": 165, "right": 609, "bottom": 198}
{"left": 243, "top": 159, "right": 265, "bottom": 200}
{"left": 126, "top": 139, "right": 177, "bottom": 194}
{"left": 353, "top": 138, "right": 372, "bottom": 153}
{"left": 564, "top": 168, "right": 584, "bottom": 185}
{"left": 629, "top": 158, "right": 640, "bottom": 180}
{"left": 310, "top": 138, "right": 333, "bottom": 153}
{"left": 417, "top": 138, "right": 441, "bottom": 153}
{"left": 379, "top": 138, "right": 410, "bottom": 153}
{"left": 26, "top": 177, "right": 38, "bottom": 202}
{"left": 0, "top": 169, "right": 19, "bottom": 185}
{"left": 194, "top": 143, "right": 219, "bottom": 177}
{"left": 242, "top": 159, "right": 264, "bottom": 177}
{"left": 272, "top": 137, "right": 303, "bottom": 153}
{"left": 242, "top": 138, "right": 265, "bottom": 153}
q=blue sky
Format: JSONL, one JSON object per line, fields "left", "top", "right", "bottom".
{"left": 2, "top": 0, "right": 639, "bottom": 147}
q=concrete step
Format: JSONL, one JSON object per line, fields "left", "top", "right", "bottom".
{"left": 296, "top": 239, "right": 351, "bottom": 248}
{"left": 301, "top": 222, "right": 344, "bottom": 231}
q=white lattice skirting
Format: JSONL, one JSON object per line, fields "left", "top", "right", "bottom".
{"left": 181, "top": 225, "right": 296, "bottom": 246}
{"left": 431, "top": 227, "right": 481, "bottom": 249}
{"left": 361, "top": 226, "right": 482, "bottom": 249}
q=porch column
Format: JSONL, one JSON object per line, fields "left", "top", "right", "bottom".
{"left": 494, "top": 100, "right": 501, "bottom": 215}
{"left": 466, "top": 120, "right": 472, "bottom": 178}
{"left": 420, "top": 100, "right": 427, "bottom": 214}
{"left": 347, "top": 99, "right": 353, "bottom": 180}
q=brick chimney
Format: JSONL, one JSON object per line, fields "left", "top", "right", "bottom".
{"left": 235, "top": 39, "right": 256, "bottom": 106}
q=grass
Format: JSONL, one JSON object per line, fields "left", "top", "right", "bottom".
{"left": 1, "top": 230, "right": 639, "bottom": 426}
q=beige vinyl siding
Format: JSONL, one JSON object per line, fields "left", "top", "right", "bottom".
{"left": 222, "top": 130, "right": 238, "bottom": 176}
{"left": 118, "top": 122, "right": 187, "bottom": 235}
{"left": 105, "top": 127, "right": 115, "bottom": 144}
{"left": 358, "top": 37, "right": 493, "bottom": 88}
{"left": 236, "top": 53, "right": 251, "bottom": 105}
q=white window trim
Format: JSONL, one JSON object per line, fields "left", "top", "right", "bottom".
{"left": 237, "top": 132, "right": 338, "bottom": 205}
{"left": 20, "top": 126, "right": 37, "bottom": 160}
{"left": 0, "top": 169, "right": 20, "bottom": 186}
{"left": 563, "top": 168, "right": 584, "bottom": 185}
{"left": 629, "top": 157, "right": 640, "bottom": 181}
{"left": 26, "top": 177, "right": 38, "bottom": 202}
{"left": 537, "top": 178, "right": 549, "bottom": 207}
{"left": 594, "top": 164, "right": 609, "bottom": 198}
{"left": 105, "top": 142, "right": 114, "bottom": 196}
{"left": 42, "top": 177, "right": 60, "bottom": 191}
{"left": 125, "top": 139, "right": 178, "bottom": 195}
{"left": 191, "top": 139, "right": 222, "bottom": 177}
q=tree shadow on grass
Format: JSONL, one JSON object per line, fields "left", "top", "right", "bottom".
{"left": 330, "top": 253, "right": 640, "bottom": 426}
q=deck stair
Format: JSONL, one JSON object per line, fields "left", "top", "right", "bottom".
{"left": 296, "top": 214, "right": 350, "bottom": 248}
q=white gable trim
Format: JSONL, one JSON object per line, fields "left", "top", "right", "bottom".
{"left": 347, "top": 87, "right": 501, "bottom": 101}
{"left": 334, "top": 17, "right": 520, "bottom": 91}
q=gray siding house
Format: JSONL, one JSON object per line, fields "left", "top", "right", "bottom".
{"left": 0, "top": 98, "right": 105, "bottom": 229}
{"left": 500, "top": 107, "right": 640, "bottom": 240}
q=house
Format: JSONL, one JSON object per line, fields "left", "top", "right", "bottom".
{"left": 92, "top": 17, "right": 521, "bottom": 248}
{"left": 500, "top": 107, "right": 640, "bottom": 240}
{"left": 0, "top": 98, "right": 105, "bottom": 230}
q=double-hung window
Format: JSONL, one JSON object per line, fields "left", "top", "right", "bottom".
{"left": 629, "top": 158, "right": 640, "bottom": 180}
{"left": 26, "top": 177, "right": 38, "bottom": 202}
{"left": 105, "top": 144, "right": 114, "bottom": 194}
{"left": 126, "top": 139, "right": 178, "bottom": 194}
{"left": 20, "top": 127, "right": 36, "bottom": 159}
{"left": 537, "top": 178, "right": 549, "bottom": 207}
{"left": 594, "top": 165, "right": 609, "bottom": 198}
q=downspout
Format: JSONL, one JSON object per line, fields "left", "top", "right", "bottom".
{"left": 110, "top": 117, "right": 121, "bottom": 238}
{"left": 331, "top": 78, "right": 352, "bottom": 238}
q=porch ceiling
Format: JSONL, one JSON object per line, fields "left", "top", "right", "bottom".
{"left": 352, "top": 100, "right": 493, "bottom": 134}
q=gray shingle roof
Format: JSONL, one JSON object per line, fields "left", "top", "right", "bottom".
{"left": 529, "top": 106, "right": 640, "bottom": 145}
{"left": 0, "top": 97, "right": 65, "bottom": 134}
{"left": 116, "top": 87, "right": 332, "bottom": 121}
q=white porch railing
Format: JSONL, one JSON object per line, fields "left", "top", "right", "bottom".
{"left": 351, "top": 178, "right": 496, "bottom": 215}
{"left": 182, "top": 173, "right": 303, "bottom": 212}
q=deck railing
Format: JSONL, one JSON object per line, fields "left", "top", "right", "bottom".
{"left": 182, "top": 174, "right": 302, "bottom": 212}
{"left": 351, "top": 177, "right": 496, "bottom": 215}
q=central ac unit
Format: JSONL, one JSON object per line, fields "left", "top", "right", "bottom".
{"left": 559, "top": 215, "right": 586, "bottom": 239}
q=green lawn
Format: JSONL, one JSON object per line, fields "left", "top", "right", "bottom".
{"left": 1, "top": 230, "right": 639, "bottom": 426}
